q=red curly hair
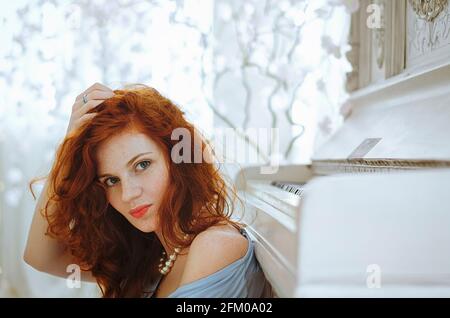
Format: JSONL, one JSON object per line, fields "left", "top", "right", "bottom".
{"left": 29, "top": 85, "right": 243, "bottom": 297}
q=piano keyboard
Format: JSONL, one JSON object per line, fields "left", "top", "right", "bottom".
{"left": 244, "top": 180, "right": 305, "bottom": 218}
{"left": 270, "top": 181, "right": 306, "bottom": 197}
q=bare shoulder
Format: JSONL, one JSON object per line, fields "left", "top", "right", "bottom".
{"left": 179, "top": 223, "right": 249, "bottom": 286}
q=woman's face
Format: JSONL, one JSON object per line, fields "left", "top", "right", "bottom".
{"left": 96, "top": 129, "right": 170, "bottom": 233}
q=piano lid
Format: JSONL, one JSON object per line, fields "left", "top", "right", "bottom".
{"left": 312, "top": 62, "right": 450, "bottom": 168}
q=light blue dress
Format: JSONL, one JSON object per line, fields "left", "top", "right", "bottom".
{"left": 144, "top": 227, "right": 273, "bottom": 298}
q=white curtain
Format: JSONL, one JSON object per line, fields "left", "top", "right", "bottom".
{"left": 212, "top": 0, "right": 358, "bottom": 178}
{"left": 0, "top": 0, "right": 355, "bottom": 297}
{"left": 0, "top": 0, "right": 214, "bottom": 297}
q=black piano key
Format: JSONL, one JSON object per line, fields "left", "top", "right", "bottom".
{"left": 270, "top": 181, "right": 305, "bottom": 197}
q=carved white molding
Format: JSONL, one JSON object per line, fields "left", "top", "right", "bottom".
{"left": 408, "top": 0, "right": 448, "bottom": 21}
{"left": 385, "top": 0, "right": 407, "bottom": 78}
{"left": 357, "top": 0, "right": 372, "bottom": 89}
{"left": 407, "top": 0, "right": 450, "bottom": 66}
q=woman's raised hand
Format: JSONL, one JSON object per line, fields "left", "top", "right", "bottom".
{"left": 66, "top": 82, "right": 114, "bottom": 135}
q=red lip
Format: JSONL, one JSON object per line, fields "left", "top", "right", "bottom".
{"left": 129, "top": 204, "right": 151, "bottom": 218}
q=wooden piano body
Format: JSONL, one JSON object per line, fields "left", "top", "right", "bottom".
{"left": 235, "top": 7, "right": 450, "bottom": 296}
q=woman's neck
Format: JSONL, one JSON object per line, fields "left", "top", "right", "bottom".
{"left": 154, "top": 230, "right": 171, "bottom": 255}
{"left": 154, "top": 229, "right": 187, "bottom": 256}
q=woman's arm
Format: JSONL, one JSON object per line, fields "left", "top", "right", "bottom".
{"left": 23, "top": 83, "right": 114, "bottom": 283}
{"left": 23, "top": 177, "right": 97, "bottom": 283}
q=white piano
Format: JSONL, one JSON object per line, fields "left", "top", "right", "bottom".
{"left": 235, "top": 2, "right": 450, "bottom": 297}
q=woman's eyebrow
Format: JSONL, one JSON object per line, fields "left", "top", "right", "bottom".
{"left": 97, "top": 151, "right": 153, "bottom": 178}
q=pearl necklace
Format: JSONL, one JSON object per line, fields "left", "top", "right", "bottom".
{"left": 158, "top": 247, "right": 181, "bottom": 275}
{"left": 158, "top": 234, "right": 188, "bottom": 275}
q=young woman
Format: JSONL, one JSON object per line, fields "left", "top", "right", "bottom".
{"left": 24, "top": 83, "right": 271, "bottom": 297}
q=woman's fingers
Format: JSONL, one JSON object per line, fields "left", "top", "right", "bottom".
{"left": 73, "top": 90, "right": 114, "bottom": 110}
{"left": 67, "top": 113, "right": 98, "bottom": 135}
{"left": 75, "top": 83, "right": 114, "bottom": 102}
{"left": 67, "top": 83, "right": 115, "bottom": 136}
{"left": 77, "top": 90, "right": 114, "bottom": 103}
{"left": 78, "top": 112, "right": 98, "bottom": 124}
{"left": 77, "top": 99, "right": 105, "bottom": 116}
{"left": 87, "top": 90, "right": 115, "bottom": 101}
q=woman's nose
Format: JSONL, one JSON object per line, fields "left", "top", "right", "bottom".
{"left": 121, "top": 180, "right": 143, "bottom": 202}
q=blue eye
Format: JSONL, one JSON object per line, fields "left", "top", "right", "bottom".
{"left": 136, "top": 160, "right": 151, "bottom": 170}
{"left": 102, "top": 160, "right": 151, "bottom": 188}
{"left": 104, "top": 177, "right": 118, "bottom": 187}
